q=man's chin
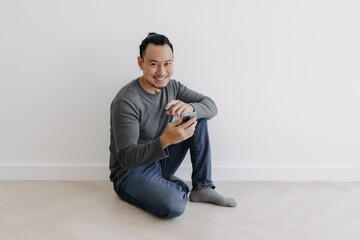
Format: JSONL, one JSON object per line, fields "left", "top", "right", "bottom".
{"left": 152, "top": 80, "right": 170, "bottom": 90}
{"left": 152, "top": 84, "right": 166, "bottom": 90}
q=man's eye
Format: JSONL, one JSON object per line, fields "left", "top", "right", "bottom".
{"left": 166, "top": 62, "right": 172, "bottom": 66}
{"left": 151, "top": 63, "right": 157, "bottom": 66}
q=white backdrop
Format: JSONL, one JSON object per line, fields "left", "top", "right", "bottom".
{"left": 1, "top": 0, "right": 359, "bottom": 181}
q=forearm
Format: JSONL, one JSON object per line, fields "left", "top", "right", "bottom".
{"left": 175, "top": 80, "right": 218, "bottom": 120}
{"left": 189, "top": 96, "right": 218, "bottom": 120}
{"left": 118, "top": 138, "right": 169, "bottom": 170}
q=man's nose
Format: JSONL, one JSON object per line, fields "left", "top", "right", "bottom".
{"left": 156, "top": 65, "right": 166, "bottom": 75}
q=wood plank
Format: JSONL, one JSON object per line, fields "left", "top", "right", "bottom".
{"left": 1, "top": 181, "right": 360, "bottom": 240}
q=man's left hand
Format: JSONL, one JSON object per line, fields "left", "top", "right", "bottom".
{"left": 165, "top": 100, "right": 194, "bottom": 117}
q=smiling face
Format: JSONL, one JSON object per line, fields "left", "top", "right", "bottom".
{"left": 137, "top": 43, "right": 174, "bottom": 94}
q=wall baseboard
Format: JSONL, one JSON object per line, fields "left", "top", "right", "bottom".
{"left": 0, "top": 164, "right": 110, "bottom": 181}
{"left": 0, "top": 164, "right": 359, "bottom": 181}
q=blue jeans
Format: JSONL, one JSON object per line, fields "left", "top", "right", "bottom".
{"left": 113, "top": 119, "right": 214, "bottom": 218}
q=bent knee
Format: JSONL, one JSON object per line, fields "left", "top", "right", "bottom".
{"left": 156, "top": 193, "right": 187, "bottom": 218}
{"left": 196, "top": 118, "right": 207, "bottom": 125}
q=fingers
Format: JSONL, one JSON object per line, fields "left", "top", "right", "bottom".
{"left": 165, "top": 101, "right": 178, "bottom": 116}
{"left": 176, "top": 105, "right": 187, "bottom": 117}
{"left": 184, "top": 118, "right": 197, "bottom": 139}
{"left": 165, "top": 100, "right": 192, "bottom": 117}
{"left": 167, "top": 101, "right": 182, "bottom": 116}
{"left": 165, "top": 117, "right": 197, "bottom": 145}
{"left": 182, "top": 117, "right": 197, "bottom": 129}
{"left": 165, "top": 100, "right": 178, "bottom": 112}
{"left": 170, "top": 118, "right": 182, "bottom": 127}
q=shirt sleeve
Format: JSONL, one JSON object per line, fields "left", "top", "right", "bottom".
{"left": 175, "top": 80, "right": 218, "bottom": 119}
{"left": 110, "top": 98, "right": 168, "bottom": 170}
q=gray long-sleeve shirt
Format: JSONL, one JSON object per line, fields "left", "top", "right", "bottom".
{"left": 109, "top": 78, "right": 217, "bottom": 181}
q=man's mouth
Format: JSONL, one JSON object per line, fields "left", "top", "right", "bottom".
{"left": 154, "top": 76, "right": 168, "bottom": 81}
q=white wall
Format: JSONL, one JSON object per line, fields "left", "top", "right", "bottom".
{"left": 1, "top": 0, "right": 359, "bottom": 181}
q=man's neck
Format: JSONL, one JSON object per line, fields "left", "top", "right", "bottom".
{"left": 138, "top": 77, "right": 161, "bottom": 94}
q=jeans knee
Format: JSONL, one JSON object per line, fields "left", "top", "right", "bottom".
{"left": 196, "top": 118, "right": 207, "bottom": 126}
{"left": 156, "top": 193, "right": 186, "bottom": 218}
{"left": 160, "top": 203, "right": 185, "bottom": 219}
{"left": 193, "top": 118, "right": 207, "bottom": 132}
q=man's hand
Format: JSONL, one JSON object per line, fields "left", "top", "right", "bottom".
{"left": 165, "top": 100, "right": 194, "bottom": 117}
{"left": 160, "top": 117, "right": 197, "bottom": 149}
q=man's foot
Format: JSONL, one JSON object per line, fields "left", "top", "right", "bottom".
{"left": 189, "top": 187, "right": 237, "bottom": 207}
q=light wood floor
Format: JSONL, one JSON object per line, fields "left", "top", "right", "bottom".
{"left": 1, "top": 181, "right": 360, "bottom": 240}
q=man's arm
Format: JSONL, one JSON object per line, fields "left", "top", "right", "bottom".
{"left": 163, "top": 80, "right": 217, "bottom": 119}
{"left": 111, "top": 99, "right": 168, "bottom": 170}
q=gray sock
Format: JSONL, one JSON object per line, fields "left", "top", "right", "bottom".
{"left": 190, "top": 187, "right": 237, "bottom": 207}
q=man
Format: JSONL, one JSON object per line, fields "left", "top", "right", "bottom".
{"left": 109, "top": 33, "right": 236, "bottom": 218}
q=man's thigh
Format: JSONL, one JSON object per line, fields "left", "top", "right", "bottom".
{"left": 114, "top": 163, "right": 187, "bottom": 218}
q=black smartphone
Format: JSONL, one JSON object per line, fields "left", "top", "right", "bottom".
{"left": 181, "top": 112, "right": 197, "bottom": 123}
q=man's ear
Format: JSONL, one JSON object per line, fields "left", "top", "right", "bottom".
{"left": 137, "top": 56, "right": 144, "bottom": 70}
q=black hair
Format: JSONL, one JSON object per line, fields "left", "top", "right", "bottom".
{"left": 139, "top": 32, "right": 174, "bottom": 59}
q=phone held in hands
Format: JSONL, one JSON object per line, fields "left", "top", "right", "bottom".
{"left": 181, "top": 112, "right": 197, "bottom": 124}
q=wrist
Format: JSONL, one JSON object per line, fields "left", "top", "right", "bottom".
{"left": 188, "top": 104, "right": 195, "bottom": 112}
{"left": 160, "top": 135, "right": 170, "bottom": 149}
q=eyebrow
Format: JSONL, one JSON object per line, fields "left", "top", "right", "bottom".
{"left": 149, "top": 59, "right": 173, "bottom": 63}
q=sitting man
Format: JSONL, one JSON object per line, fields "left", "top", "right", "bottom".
{"left": 109, "top": 33, "right": 236, "bottom": 218}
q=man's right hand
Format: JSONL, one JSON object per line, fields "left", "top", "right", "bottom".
{"left": 160, "top": 117, "right": 198, "bottom": 149}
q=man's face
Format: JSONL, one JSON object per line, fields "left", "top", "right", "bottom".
{"left": 137, "top": 43, "right": 174, "bottom": 94}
